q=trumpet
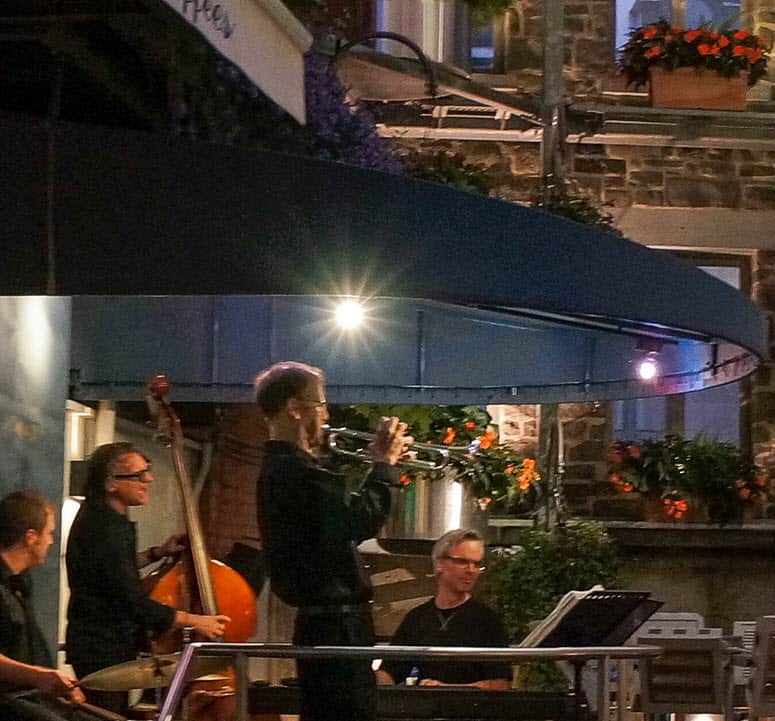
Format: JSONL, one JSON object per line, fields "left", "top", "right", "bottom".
{"left": 323, "top": 425, "right": 471, "bottom": 471}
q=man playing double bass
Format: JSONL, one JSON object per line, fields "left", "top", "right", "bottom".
{"left": 65, "top": 442, "right": 230, "bottom": 714}
{"left": 255, "top": 361, "right": 412, "bottom": 721}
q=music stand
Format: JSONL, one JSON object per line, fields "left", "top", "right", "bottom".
{"left": 533, "top": 591, "right": 661, "bottom": 648}
{"left": 525, "top": 590, "right": 662, "bottom": 720}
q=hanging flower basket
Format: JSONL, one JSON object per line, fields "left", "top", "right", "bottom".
{"left": 649, "top": 66, "right": 749, "bottom": 110}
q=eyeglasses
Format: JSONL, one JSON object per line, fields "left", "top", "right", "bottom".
{"left": 443, "top": 555, "right": 486, "bottom": 572}
{"left": 113, "top": 468, "right": 152, "bottom": 483}
{"left": 301, "top": 399, "right": 328, "bottom": 408}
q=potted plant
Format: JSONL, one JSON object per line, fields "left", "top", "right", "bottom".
{"left": 618, "top": 19, "right": 770, "bottom": 110}
{"left": 607, "top": 434, "right": 768, "bottom": 523}
{"left": 479, "top": 520, "right": 619, "bottom": 688}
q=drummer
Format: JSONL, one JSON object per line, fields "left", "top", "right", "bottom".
{"left": 65, "top": 442, "right": 230, "bottom": 714}
{"left": 0, "top": 490, "right": 86, "bottom": 720}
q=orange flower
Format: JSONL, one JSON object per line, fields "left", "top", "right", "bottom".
{"left": 684, "top": 29, "right": 702, "bottom": 42}
{"left": 504, "top": 464, "right": 516, "bottom": 475}
{"left": 670, "top": 25, "right": 681, "bottom": 34}
{"left": 610, "top": 474, "right": 623, "bottom": 486}
{"left": 698, "top": 43, "right": 712, "bottom": 55}
{"left": 522, "top": 458, "right": 536, "bottom": 472}
{"left": 626, "top": 444, "right": 641, "bottom": 459}
{"left": 673, "top": 510, "right": 685, "bottom": 520}
{"left": 622, "top": 482, "right": 634, "bottom": 492}
{"left": 399, "top": 473, "right": 412, "bottom": 487}
{"left": 644, "top": 46, "right": 662, "bottom": 59}
{"left": 643, "top": 26, "right": 658, "bottom": 39}
{"left": 734, "top": 29, "right": 750, "bottom": 40}
{"left": 710, "top": 31, "right": 719, "bottom": 39}
{"left": 478, "top": 429, "right": 496, "bottom": 450}
{"left": 675, "top": 499, "right": 689, "bottom": 512}
{"left": 749, "top": 49, "right": 764, "bottom": 63}
{"left": 478, "top": 496, "right": 493, "bottom": 509}
{"left": 442, "top": 427, "right": 456, "bottom": 445}
{"left": 739, "top": 487, "right": 752, "bottom": 500}
{"left": 465, "top": 421, "right": 476, "bottom": 431}
{"left": 755, "top": 475, "right": 768, "bottom": 487}
{"left": 518, "top": 476, "right": 531, "bottom": 491}
{"left": 733, "top": 45, "right": 747, "bottom": 55}
{"left": 718, "top": 35, "right": 730, "bottom": 48}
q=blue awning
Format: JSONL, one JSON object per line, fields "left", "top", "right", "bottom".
{"left": 1, "top": 114, "right": 767, "bottom": 403}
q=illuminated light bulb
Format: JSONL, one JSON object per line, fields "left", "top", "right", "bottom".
{"left": 638, "top": 356, "right": 659, "bottom": 381}
{"left": 335, "top": 299, "right": 365, "bottom": 329}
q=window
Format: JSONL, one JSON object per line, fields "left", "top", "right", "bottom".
{"left": 373, "top": 0, "right": 505, "bottom": 73}
{"left": 613, "top": 254, "right": 749, "bottom": 447}
{"left": 471, "top": 22, "right": 497, "bottom": 71}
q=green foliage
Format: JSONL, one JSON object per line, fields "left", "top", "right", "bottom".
{"left": 330, "top": 404, "right": 490, "bottom": 443}
{"left": 464, "top": 0, "right": 514, "bottom": 30}
{"left": 531, "top": 186, "right": 622, "bottom": 235}
{"left": 402, "top": 150, "right": 494, "bottom": 195}
{"left": 479, "top": 520, "right": 619, "bottom": 688}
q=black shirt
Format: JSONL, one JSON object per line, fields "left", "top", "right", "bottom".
{"left": 65, "top": 502, "right": 176, "bottom": 668}
{"left": 0, "top": 558, "right": 51, "bottom": 681}
{"left": 382, "top": 598, "right": 511, "bottom": 685}
{"left": 259, "top": 441, "right": 395, "bottom": 608}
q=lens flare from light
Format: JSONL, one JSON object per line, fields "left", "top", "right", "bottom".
{"left": 638, "top": 356, "right": 659, "bottom": 381}
{"left": 335, "top": 299, "right": 365, "bottom": 329}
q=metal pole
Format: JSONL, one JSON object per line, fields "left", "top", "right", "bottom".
{"left": 542, "top": 0, "right": 565, "bottom": 199}
{"left": 46, "top": 49, "right": 64, "bottom": 295}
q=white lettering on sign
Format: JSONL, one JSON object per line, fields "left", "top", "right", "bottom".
{"left": 180, "top": 0, "right": 236, "bottom": 39}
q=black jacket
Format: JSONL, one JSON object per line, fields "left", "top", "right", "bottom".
{"left": 259, "top": 441, "right": 395, "bottom": 608}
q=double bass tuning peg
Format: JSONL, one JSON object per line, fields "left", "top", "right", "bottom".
{"left": 153, "top": 431, "right": 173, "bottom": 448}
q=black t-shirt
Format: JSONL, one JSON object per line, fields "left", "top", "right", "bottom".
{"left": 382, "top": 598, "right": 511, "bottom": 685}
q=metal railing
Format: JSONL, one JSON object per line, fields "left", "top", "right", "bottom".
{"left": 158, "top": 642, "right": 662, "bottom": 721}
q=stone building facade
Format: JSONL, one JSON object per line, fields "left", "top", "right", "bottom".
{"left": 374, "top": 0, "right": 775, "bottom": 520}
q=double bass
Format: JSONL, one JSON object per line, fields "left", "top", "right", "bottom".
{"left": 145, "top": 375, "right": 259, "bottom": 719}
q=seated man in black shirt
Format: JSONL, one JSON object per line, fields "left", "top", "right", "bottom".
{"left": 377, "top": 528, "right": 511, "bottom": 690}
{"left": 0, "top": 489, "right": 86, "bottom": 721}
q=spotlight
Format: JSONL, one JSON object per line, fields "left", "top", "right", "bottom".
{"left": 637, "top": 354, "right": 659, "bottom": 381}
{"left": 335, "top": 299, "right": 365, "bottom": 329}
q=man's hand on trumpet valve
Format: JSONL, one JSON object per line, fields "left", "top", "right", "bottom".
{"left": 369, "top": 416, "right": 414, "bottom": 466}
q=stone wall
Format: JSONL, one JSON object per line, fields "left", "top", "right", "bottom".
{"left": 571, "top": 144, "right": 775, "bottom": 210}
{"left": 501, "top": 0, "right": 614, "bottom": 96}
{"left": 396, "top": 138, "right": 775, "bottom": 211}
{"left": 751, "top": 251, "right": 775, "bottom": 487}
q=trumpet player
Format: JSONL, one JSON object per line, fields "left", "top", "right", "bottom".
{"left": 255, "top": 361, "right": 413, "bottom": 721}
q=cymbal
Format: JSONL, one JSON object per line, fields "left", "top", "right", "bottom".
{"left": 80, "top": 653, "right": 228, "bottom": 691}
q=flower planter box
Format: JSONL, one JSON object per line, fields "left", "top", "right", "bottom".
{"left": 649, "top": 66, "right": 749, "bottom": 111}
